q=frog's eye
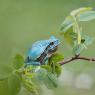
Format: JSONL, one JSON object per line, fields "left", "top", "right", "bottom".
{"left": 50, "top": 42, "right": 54, "bottom": 45}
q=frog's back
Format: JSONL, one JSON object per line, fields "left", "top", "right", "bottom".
{"left": 32, "top": 40, "right": 49, "bottom": 47}
{"left": 27, "top": 40, "right": 50, "bottom": 60}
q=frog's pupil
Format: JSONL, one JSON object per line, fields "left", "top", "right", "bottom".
{"left": 50, "top": 42, "right": 54, "bottom": 45}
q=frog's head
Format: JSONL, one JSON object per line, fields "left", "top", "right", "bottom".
{"left": 49, "top": 36, "right": 60, "bottom": 46}
{"left": 47, "top": 36, "right": 60, "bottom": 53}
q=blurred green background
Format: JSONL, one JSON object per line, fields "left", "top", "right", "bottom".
{"left": 0, "top": 0, "right": 95, "bottom": 95}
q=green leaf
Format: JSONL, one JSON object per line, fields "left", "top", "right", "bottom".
{"left": 23, "top": 79, "right": 39, "bottom": 95}
{"left": 43, "top": 72, "right": 58, "bottom": 89}
{"left": 33, "top": 67, "right": 58, "bottom": 89}
{"left": 60, "top": 16, "right": 73, "bottom": 33}
{"left": 70, "top": 7, "right": 92, "bottom": 17}
{"left": 83, "top": 35, "right": 94, "bottom": 46}
{"left": 70, "top": 7, "right": 95, "bottom": 21}
{"left": 35, "top": 68, "right": 47, "bottom": 80}
{"left": 13, "top": 54, "right": 24, "bottom": 69}
{"left": 8, "top": 73, "right": 21, "bottom": 95}
{"left": 73, "top": 44, "right": 84, "bottom": 55}
{"left": 73, "top": 34, "right": 94, "bottom": 55}
{"left": 63, "top": 27, "right": 77, "bottom": 46}
{"left": 0, "top": 63, "right": 13, "bottom": 79}
{"left": 78, "top": 10, "right": 95, "bottom": 21}
{"left": 54, "top": 64, "right": 62, "bottom": 77}
{"left": 49, "top": 53, "right": 64, "bottom": 63}
{"left": 47, "top": 72, "right": 58, "bottom": 87}
{"left": 41, "top": 65, "right": 52, "bottom": 72}
{"left": 48, "top": 53, "right": 64, "bottom": 77}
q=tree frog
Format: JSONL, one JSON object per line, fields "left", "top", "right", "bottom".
{"left": 25, "top": 36, "right": 60, "bottom": 66}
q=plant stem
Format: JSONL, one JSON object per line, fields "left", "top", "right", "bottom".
{"left": 59, "top": 55, "right": 95, "bottom": 65}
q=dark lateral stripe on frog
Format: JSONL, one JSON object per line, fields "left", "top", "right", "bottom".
{"left": 36, "top": 42, "right": 58, "bottom": 65}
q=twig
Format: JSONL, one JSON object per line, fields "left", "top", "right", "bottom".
{"left": 59, "top": 55, "right": 95, "bottom": 65}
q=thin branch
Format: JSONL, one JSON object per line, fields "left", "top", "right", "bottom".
{"left": 59, "top": 55, "right": 95, "bottom": 65}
